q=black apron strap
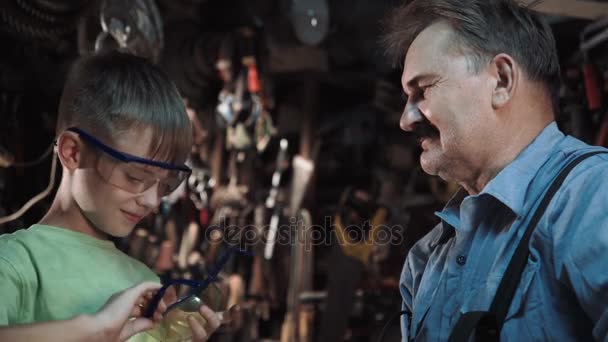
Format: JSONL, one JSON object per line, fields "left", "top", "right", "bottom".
{"left": 449, "top": 311, "right": 498, "bottom": 342}
{"left": 448, "top": 150, "right": 606, "bottom": 342}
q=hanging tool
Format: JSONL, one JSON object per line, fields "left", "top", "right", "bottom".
{"left": 280, "top": 155, "right": 315, "bottom": 342}
{"left": 320, "top": 188, "right": 388, "bottom": 342}
{"left": 264, "top": 138, "right": 289, "bottom": 260}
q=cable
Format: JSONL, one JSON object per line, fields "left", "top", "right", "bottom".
{"left": 0, "top": 143, "right": 54, "bottom": 168}
{"left": 376, "top": 310, "right": 407, "bottom": 342}
{"left": 11, "top": 143, "right": 54, "bottom": 168}
{"left": 0, "top": 152, "right": 57, "bottom": 225}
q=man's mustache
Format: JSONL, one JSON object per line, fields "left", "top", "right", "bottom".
{"left": 412, "top": 119, "right": 440, "bottom": 142}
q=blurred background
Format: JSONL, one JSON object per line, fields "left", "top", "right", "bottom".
{"left": 2, "top": 0, "right": 608, "bottom": 340}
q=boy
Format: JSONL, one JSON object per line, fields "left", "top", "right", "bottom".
{"left": 0, "top": 51, "right": 219, "bottom": 341}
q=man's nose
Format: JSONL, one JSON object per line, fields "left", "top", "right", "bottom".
{"left": 400, "top": 101, "right": 423, "bottom": 132}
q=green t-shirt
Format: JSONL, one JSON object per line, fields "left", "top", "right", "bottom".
{"left": 0, "top": 224, "right": 160, "bottom": 341}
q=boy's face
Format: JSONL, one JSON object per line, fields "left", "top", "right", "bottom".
{"left": 72, "top": 127, "right": 172, "bottom": 237}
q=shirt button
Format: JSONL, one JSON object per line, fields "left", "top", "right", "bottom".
{"left": 456, "top": 255, "right": 467, "bottom": 266}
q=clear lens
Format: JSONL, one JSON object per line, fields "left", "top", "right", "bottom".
{"left": 96, "top": 154, "right": 188, "bottom": 196}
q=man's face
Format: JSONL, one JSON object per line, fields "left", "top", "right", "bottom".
{"left": 400, "top": 21, "right": 495, "bottom": 182}
{"left": 72, "top": 127, "right": 169, "bottom": 237}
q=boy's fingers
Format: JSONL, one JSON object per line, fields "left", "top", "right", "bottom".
{"left": 199, "top": 306, "right": 221, "bottom": 331}
{"left": 130, "top": 305, "right": 142, "bottom": 318}
{"left": 164, "top": 286, "right": 178, "bottom": 303}
{"left": 120, "top": 318, "right": 155, "bottom": 341}
{"left": 122, "top": 282, "right": 162, "bottom": 306}
{"left": 157, "top": 298, "right": 167, "bottom": 313}
{"left": 187, "top": 316, "right": 209, "bottom": 342}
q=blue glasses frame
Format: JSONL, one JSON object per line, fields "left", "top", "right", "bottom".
{"left": 67, "top": 127, "right": 192, "bottom": 172}
{"left": 143, "top": 246, "right": 254, "bottom": 318}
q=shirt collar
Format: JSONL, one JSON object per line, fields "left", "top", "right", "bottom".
{"left": 435, "top": 189, "right": 466, "bottom": 228}
{"left": 432, "top": 121, "right": 564, "bottom": 237}
{"left": 481, "top": 121, "right": 564, "bottom": 217}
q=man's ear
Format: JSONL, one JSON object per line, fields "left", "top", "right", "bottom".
{"left": 490, "top": 53, "right": 518, "bottom": 109}
{"left": 56, "top": 131, "right": 83, "bottom": 171}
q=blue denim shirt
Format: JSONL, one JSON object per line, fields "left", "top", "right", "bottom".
{"left": 400, "top": 122, "right": 608, "bottom": 341}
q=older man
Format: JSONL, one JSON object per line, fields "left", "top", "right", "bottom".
{"left": 384, "top": 0, "right": 608, "bottom": 341}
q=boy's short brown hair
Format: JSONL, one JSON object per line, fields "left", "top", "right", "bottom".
{"left": 56, "top": 51, "right": 192, "bottom": 164}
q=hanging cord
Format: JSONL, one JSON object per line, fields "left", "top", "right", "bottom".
{"left": 13, "top": 144, "right": 54, "bottom": 168}
{"left": 0, "top": 143, "right": 54, "bottom": 168}
{"left": 0, "top": 150, "right": 57, "bottom": 225}
{"left": 377, "top": 310, "right": 408, "bottom": 342}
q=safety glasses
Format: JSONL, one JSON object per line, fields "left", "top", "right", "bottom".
{"left": 144, "top": 246, "right": 253, "bottom": 319}
{"left": 143, "top": 246, "right": 253, "bottom": 341}
{"left": 66, "top": 127, "right": 191, "bottom": 197}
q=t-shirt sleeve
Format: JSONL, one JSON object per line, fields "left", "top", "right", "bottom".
{"left": 0, "top": 256, "right": 24, "bottom": 325}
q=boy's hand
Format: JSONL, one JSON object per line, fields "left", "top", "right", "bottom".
{"left": 187, "top": 305, "right": 222, "bottom": 341}
{"left": 162, "top": 286, "right": 222, "bottom": 341}
{"left": 93, "top": 282, "right": 167, "bottom": 341}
